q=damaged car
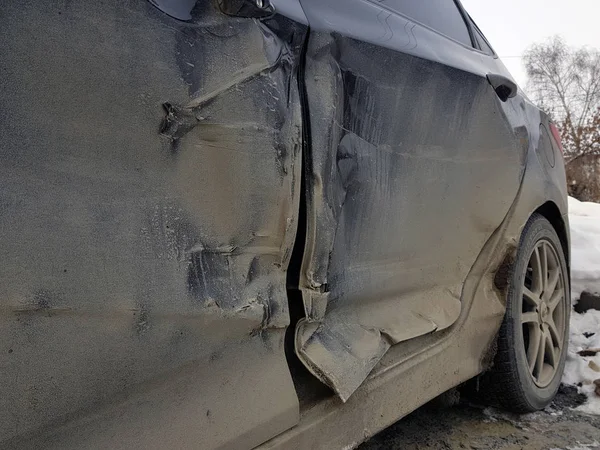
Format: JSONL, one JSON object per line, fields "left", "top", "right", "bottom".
{"left": 0, "top": 0, "right": 570, "bottom": 448}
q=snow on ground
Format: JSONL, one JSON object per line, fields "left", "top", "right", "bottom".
{"left": 563, "top": 309, "right": 600, "bottom": 414}
{"left": 568, "top": 197, "right": 600, "bottom": 301}
{"left": 562, "top": 197, "right": 600, "bottom": 415}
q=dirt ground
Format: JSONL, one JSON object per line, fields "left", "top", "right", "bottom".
{"left": 361, "top": 386, "right": 600, "bottom": 450}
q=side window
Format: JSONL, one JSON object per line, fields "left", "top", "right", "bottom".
{"left": 472, "top": 23, "right": 495, "bottom": 56}
{"left": 377, "top": 0, "right": 472, "bottom": 47}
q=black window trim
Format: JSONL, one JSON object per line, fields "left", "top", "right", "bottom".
{"left": 471, "top": 18, "right": 498, "bottom": 58}
{"left": 454, "top": 0, "right": 498, "bottom": 58}
{"left": 452, "top": 0, "right": 477, "bottom": 49}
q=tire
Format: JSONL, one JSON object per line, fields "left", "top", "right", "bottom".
{"left": 483, "top": 213, "right": 570, "bottom": 412}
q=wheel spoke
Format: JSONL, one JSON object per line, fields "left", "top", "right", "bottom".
{"left": 540, "top": 243, "right": 549, "bottom": 293}
{"left": 521, "top": 312, "right": 539, "bottom": 324}
{"left": 548, "top": 288, "right": 563, "bottom": 312}
{"left": 535, "top": 326, "right": 545, "bottom": 377}
{"left": 545, "top": 328, "right": 558, "bottom": 367}
{"left": 545, "top": 268, "right": 560, "bottom": 301}
{"left": 523, "top": 286, "right": 540, "bottom": 307}
{"left": 547, "top": 317, "right": 562, "bottom": 350}
{"left": 527, "top": 325, "right": 542, "bottom": 372}
{"left": 531, "top": 247, "right": 544, "bottom": 295}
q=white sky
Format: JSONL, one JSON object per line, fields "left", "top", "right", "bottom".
{"left": 461, "top": 0, "right": 600, "bottom": 94}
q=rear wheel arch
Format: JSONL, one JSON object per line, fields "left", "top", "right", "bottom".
{"left": 481, "top": 212, "right": 570, "bottom": 412}
{"left": 533, "top": 201, "right": 569, "bottom": 270}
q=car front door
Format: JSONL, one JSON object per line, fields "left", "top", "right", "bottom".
{"left": 295, "top": 0, "right": 530, "bottom": 401}
{"left": 0, "top": 2, "right": 306, "bottom": 448}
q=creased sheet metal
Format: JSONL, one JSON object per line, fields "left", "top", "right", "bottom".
{"left": 296, "top": 29, "right": 524, "bottom": 401}
{"left": 0, "top": 2, "right": 305, "bottom": 446}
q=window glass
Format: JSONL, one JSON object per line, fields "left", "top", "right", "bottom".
{"left": 378, "top": 0, "right": 472, "bottom": 46}
{"left": 471, "top": 22, "right": 495, "bottom": 55}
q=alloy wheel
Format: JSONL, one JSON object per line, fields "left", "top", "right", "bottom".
{"left": 521, "top": 239, "right": 567, "bottom": 388}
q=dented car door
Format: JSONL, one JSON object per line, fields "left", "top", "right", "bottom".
{"left": 0, "top": 1, "right": 306, "bottom": 448}
{"left": 295, "top": 0, "right": 527, "bottom": 401}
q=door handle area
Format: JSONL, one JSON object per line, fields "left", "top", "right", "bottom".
{"left": 487, "top": 73, "right": 518, "bottom": 102}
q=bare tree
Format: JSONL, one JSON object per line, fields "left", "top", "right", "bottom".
{"left": 524, "top": 36, "right": 600, "bottom": 162}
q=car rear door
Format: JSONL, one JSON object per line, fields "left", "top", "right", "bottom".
{"left": 295, "top": 0, "right": 530, "bottom": 401}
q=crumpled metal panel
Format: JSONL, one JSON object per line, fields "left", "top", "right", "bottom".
{"left": 296, "top": 20, "right": 526, "bottom": 401}
{"left": 0, "top": 1, "right": 305, "bottom": 447}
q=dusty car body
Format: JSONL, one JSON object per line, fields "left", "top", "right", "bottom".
{"left": 0, "top": 0, "right": 569, "bottom": 448}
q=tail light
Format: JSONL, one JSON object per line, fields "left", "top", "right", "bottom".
{"left": 549, "top": 122, "right": 564, "bottom": 155}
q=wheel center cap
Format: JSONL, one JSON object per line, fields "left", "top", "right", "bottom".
{"left": 540, "top": 302, "right": 549, "bottom": 320}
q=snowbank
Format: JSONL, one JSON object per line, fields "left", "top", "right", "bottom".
{"left": 568, "top": 196, "right": 600, "bottom": 302}
{"left": 562, "top": 197, "right": 600, "bottom": 414}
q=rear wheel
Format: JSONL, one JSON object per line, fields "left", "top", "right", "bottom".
{"left": 484, "top": 213, "right": 570, "bottom": 412}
